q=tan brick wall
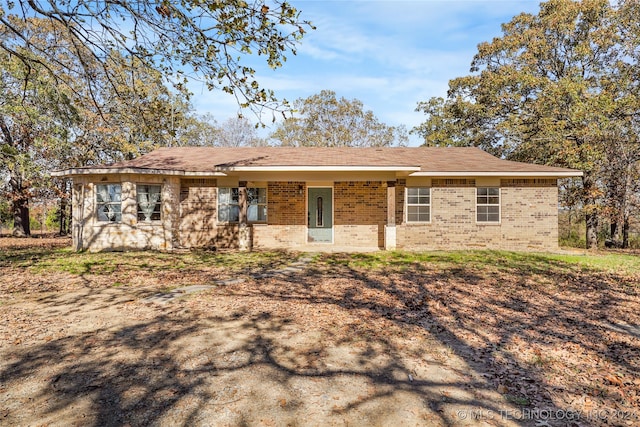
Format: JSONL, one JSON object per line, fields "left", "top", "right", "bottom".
{"left": 73, "top": 174, "right": 180, "bottom": 251}
{"left": 334, "top": 181, "right": 386, "bottom": 248}
{"left": 268, "top": 182, "right": 306, "bottom": 225}
{"left": 396, "top": 184, "right": 559, "bottom": 251}
{"left": 178, "top": 181, "right": 240, "bottom": 249}
{"left": 252, "top": 225, "right": 307, "bottom": 249}
{"left": 71, "top": 175, "right": 560, "bottom": 252}
{"left": 179, "top": 184, "right": 217, "bottom": 248}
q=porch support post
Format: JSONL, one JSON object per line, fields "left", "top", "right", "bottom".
{"left": 385, "top": 180, "right": 397, "bottom": 250}
{"left": 238, "top": 181, "right": 252, "bottom": 251}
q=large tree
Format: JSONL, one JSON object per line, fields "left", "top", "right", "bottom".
{"left": 271, "top": 90, "right": 408, "bottom": 147}
{"left": 413, "top": 0, "right": 640, "bottom": 249}
{"left": 0, "top": 45, "right": 74, "bottom": 236}
{"left": 0, "top": 18, "right": 192, "bottom": 236}
{"left": 0, "top": 0, "right": 312, "bottom": 115}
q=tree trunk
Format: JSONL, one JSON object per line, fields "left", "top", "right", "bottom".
{"left": 610, "top": 222, "right": 618, "bottom": 240}
{"left": 585, "top": 210, "right": 598, "bottom": 249}
{"left": 582, "top": 174, "right": 598, "bottom": 250}
{"left": 59, "top": 196, "right": 69, "bottom": 235}
{"left": 12, "top": 197, "right": 31, "bottom": 237}
{"left": 622, "top": 216, "right": 630, "bottom": 249}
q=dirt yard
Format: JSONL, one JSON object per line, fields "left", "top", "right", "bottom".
{"left": 0, "top": 237, "right": 638, "bottom": 426}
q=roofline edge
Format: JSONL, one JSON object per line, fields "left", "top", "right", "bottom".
{"left": 409, "top": 171, "right": 583, "bottom": 177}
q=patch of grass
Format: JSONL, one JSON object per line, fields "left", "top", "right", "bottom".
{"left": 505, "top": 394, "right": 530, "bottom": 406}
{"left": 5, "top": 245, "right": 299, "bottom": 276}
{"left": 318, "top": 250, "right": 640, "bottom": 277}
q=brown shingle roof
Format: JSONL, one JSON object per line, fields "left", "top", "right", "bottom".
{"left": 56, "top": 147, "right": 582, "bottom": 176}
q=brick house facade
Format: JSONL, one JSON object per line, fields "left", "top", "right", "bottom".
{"left": 54, "top": 147, "right": 581, "bottom": 252}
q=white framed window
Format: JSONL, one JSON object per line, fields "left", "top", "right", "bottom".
{"left": 406, "top": 187, "right": 431, "bottom": 223}
{"left": 247, "top": 188, "right": 267, "bottom": 222}
{"left": 218, "top": 187, "right": 267, "bottom": 223}
{"left": 137, "top": 184, "right": 162, "bottom": 222}
{"left": 476, "top": 187, "right": 500, "bottom": 222}
{"left": 218, "top": 188, "right": 240, "bottom": 222}
{"left": 96, "top": 184, "right": 122, "bottom": 222}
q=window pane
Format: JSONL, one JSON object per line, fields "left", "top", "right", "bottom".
{"left": 137, "top": 185, "right": 162, "bottom": 221}
{"left": 257, "top": 205, "right": 267, "bottom": 221}
{"left": 218, "top": 205, "right": 230, "bottom": 222}
{"left": 97, "top": 206, "right": 109, "bottom": 222}
{"left": 488, "top": 196, "right": 499, "bottom": 205}
{"left": 407, "top": 205, "right": 430, "bottom": 222}
{"left": 407, "top": 188, "right": 430, "bottom": 206}
{"left": 99, "top": 203, "right": 121, "bottom": 222}
{"left": 96, "top": 184, "right": 122, "bottom": 222}
{"left": 248, "top": 205, "right": 257, "bottom": 221}
{"left": 96, "top": 187, "right": 107, "bottom": 203}
{"left": 231, "top": 188, "right": 239, "bottom": 202}
{"left": 477, "top": 188, "right": 488, "bottom": 196}
{"left": 229, "top": 205, "right": 239, "bottom": 222}
{"left": 110, "top": 185, "right": 121, "bottom": 202}
{"left": 218, "top": 188, "right": 230, "bottom": 204}
{"left": 477, "top": 205, "right": 499, "bottom": 222}
{"left": 488, "top": 188, "right": 499, "bottom": 196}
{"left": 248, "top": 205, "right": 267, "bottom": 222}
{"left": 247, "top": 188, "right": 267, "bottom": 205}
{"left": 477, "top": 196, "right": 488, "bottom": 204}
{"left": 97, "top": 184, "right": 121, "bottom": 202}
{"left": 257, "top": 188, "right": 267, "bottom": 204}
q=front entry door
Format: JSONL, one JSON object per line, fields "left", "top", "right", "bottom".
{"left": 307, "top": 187, "right": 333, "bottom": 243}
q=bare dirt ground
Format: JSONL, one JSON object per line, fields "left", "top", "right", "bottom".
{"left": 0, "top": 237, "right": 639, "bottom": 426}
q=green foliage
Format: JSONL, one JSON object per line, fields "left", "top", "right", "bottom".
{"left": 413, "top": 0, "right": 640, "bottom": 249}
{"left": 270, "top": 90, "right": 408, "bottom": 147}
{"left": 0, "top": 198, "right": 12, "bottom": 231}
{"left": 29, "top": 216, "right": 40, "bottom": 231}
{"left": 0, "top": 1, "right": 313, "bottom": 116}
{"left": 45, "top": 206, "right": 59, "bottom": 231}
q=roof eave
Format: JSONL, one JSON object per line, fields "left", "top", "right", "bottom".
{"left": 51, "top": 168, "right": 228, "bottom": 177}
{"left": 409, "top": 171, "right": 583, "bottom": 177}
{"left": 217, "top": 166, "right": 421, "bottom": 172}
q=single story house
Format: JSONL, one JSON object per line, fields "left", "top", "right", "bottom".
{"left": 53, "top": 147, "right": 582, "bottom": 252}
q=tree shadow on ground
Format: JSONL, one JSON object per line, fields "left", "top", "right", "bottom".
{"left": 2, "top": 250, "right": 639, "bottom": 426}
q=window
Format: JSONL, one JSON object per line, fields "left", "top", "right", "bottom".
{"left": 406, "top": 187, "right": 431, "bottom": 222}
{"left": 218, "top": 187, "right": 267, "bottom": 223}
{"left": 137, "top": 185, "right": 162, "bottom": 222}
{"left": 247, "top": 188, "right": 267, "bottom": 222}
{"left": 218, "top": 188, "right": 240, "bottom": 222}
{"left": 316, "top": 196, "right": 323, "bottom": 226}
{"left": 96, "top": 184, "right": 122, "bottom": 222}
{"left": 477, "top": 187, "right": 500, "bottom": 222}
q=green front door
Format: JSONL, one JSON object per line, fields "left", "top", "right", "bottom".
{"left": 308, "top": 187, "right": 333, "bottom": 243}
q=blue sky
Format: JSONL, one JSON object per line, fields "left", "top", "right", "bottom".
{"left": 191, "top": 1, "right": 542, "bottom": 145}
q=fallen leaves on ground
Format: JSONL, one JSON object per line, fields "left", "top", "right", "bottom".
{"left": 0, "top": 238, "right": 638, "bottom": 426}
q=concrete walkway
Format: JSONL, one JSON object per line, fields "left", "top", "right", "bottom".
{"left": 143, "top": 254, "right": 315, "bottom": 304}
